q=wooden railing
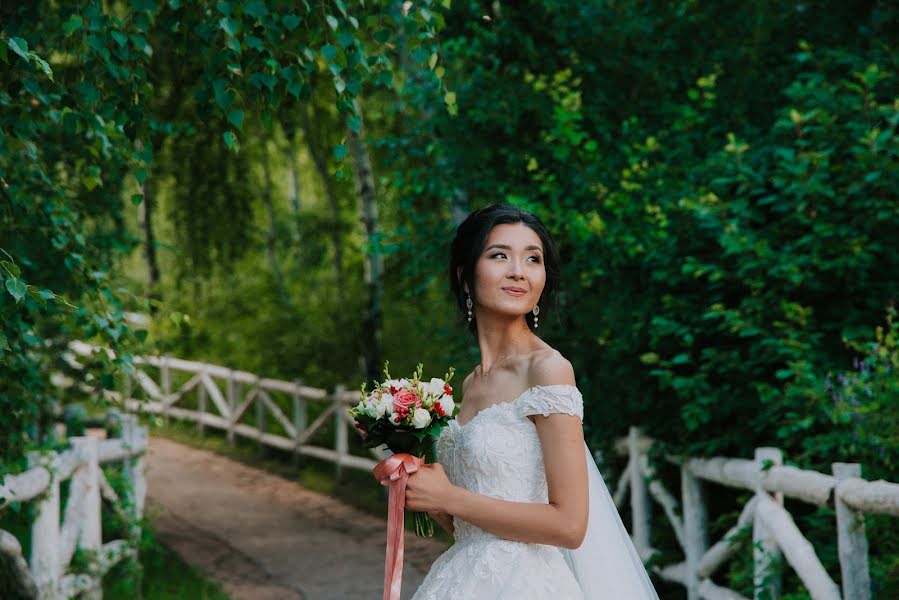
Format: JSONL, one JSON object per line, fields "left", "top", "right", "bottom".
{"left": 612, "top": 427, "right": 899, "bottom": 600}
{"left": 0, "top": 414, "right": 147, "bottom": 600}
{"left": 62, "top": 341, "right": 386, "bottom": 475}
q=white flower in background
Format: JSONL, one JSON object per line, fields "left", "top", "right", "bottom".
{"left": 426, "top": 378, "right": 447, "bottom": 397}
{"left": 363, "top": 400, "right": 381, "bottom": 418}
{"left": 438, "top": 395, "right": 455, "bottom": 416}
{"left": 411, "top": 407, "right": 431, "bottom": 429}
{"left": 374, "top": 394, "right": 394, "bottom": 418}
{"left": 383, "top": 378, "right": 403, "bottom": 390}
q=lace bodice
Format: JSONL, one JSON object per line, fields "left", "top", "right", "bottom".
{"left": 408, "top": 384, "right": 586, "bottom": 600}
{"left": 437, "top": 384, "right": 584, "bottom": 542}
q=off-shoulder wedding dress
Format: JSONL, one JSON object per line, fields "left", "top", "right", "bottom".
{"left": 410, "top": 384, "right": 659, "bottom": 600}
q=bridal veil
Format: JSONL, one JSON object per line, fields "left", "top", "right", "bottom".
{"left": 559, "top": 442, "right": 661, "bottom": 599}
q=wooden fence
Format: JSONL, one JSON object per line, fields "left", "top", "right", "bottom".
{"left": 0, "top": 414, "right": 147, "bottom": 600}
{"left": 63, "top": 341, "right": 386, "bottom": 475}
{"left": 612, "top": 426, "right": 899, "bottom": 600}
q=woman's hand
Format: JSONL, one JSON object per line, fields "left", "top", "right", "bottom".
{"left": 405, "top": 462, "right": 456, "bottom": 513}
{"left": 427, "top": 509, "right": 455, "bottom": 536}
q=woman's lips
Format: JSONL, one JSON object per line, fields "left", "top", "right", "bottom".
{"left": 502, "top": 288, "right": 526, "bottom": 296}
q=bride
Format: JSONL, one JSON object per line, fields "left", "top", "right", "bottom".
{"left": 404, "top": 203, "right": 659, "bottom": 599}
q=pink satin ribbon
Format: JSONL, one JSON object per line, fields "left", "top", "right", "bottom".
{"left": 373, "top": 453, "right": 425, "bottom": 600}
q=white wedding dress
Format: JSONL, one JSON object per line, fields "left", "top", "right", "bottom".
{"left": 410, "top": 384, "right": 659, "bottom": 600}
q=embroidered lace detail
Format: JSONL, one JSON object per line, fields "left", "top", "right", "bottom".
{"left": 516, "top": 384, "right": 583, "bottom": 421}
{"left": 410, "top": 384, "right": 586, "bottom": 600}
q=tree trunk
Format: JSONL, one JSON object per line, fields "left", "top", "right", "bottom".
{"left": 285, "top": 132, "right": 302, "bottom": 243}
{"left": 347, "top": 97, "right": 383, "bottom": 384}
{"left": 260, "top": 145, "right": 290, "bottom": 305}
{"left": 139, "top": 178, "right": 161, "bottom": 313}
{"left": 301, "top": 105, "right": 345, "bottom": 306}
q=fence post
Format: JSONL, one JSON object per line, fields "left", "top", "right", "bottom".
{"left": 334, "top": 384, "right": 347, "bottom": 480}
{"left": 28, "top": 450, "right": 60, "bottom": 600}
{"left": 161, "top": 357, "right": 171, "bottom": 424}
{"left": 293, "top": 379, "right": 306, "bottom": 468}
{"left": 227, "top": 372, "right": 237, "bottom": 446}
{"left": 197, "top": 366, "right": 207, "bottom": 438}
{"left": 121, "top": 415, "right": 147, "bottom": 521}
{"left": 71, "top": 436, "right": 102, "bottom": 600}
{"left": 753, "top": 447, "right": 783, "bottom": 600}
{"left": 682, "top": 463, "right": 708, "bottom": 600}
{"left": 833, "top": 462, "right": 871, "bottom": 600}
{"left": 628, "top": 426, "right": 651, "bottom": 556}
{"left": 255, "top": 378, "right": 266, "bottom": 456}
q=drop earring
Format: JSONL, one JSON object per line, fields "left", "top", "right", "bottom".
{"left": 532, "top": 304, "right": 540, "bottom": 328}
{"left": 466, "top": 294, "right": 473, "bottom": 323}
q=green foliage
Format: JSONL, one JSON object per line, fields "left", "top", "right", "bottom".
{"left": 0, "top": 0, "right": 446, "bottom": 466}
{"left": 103, "top": 523, "right": 230, "bottom": 600}
{"left": 1, "top": 1, "right": 154, "bottom": 469}
{"left": 769, "top": 309, "right": 899, "bottom": 479}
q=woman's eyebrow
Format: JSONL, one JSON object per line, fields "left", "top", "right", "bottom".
{"left": 484, "top": 243, "right": 543, "bottom": 252}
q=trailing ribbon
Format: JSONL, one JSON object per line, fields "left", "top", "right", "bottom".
{"left": 372, "top": 453, "right": 424, "bottom": 600}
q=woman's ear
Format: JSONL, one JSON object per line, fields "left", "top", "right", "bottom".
{"left": 456, "top": 267, "right": 467, "bottom": 294}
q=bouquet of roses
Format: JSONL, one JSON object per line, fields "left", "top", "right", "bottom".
{"left": 349, "top": 361, "right": 457, "bottom": 538}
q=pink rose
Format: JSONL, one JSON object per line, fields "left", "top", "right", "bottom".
{"left": 393, "top": 389, "right": 421, "bottom": 415}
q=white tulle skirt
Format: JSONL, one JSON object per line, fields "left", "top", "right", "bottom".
{"left": 410, "top": 527, "right": 584, "bottom": 600}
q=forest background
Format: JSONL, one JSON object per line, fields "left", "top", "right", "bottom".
{"left": 1, "top": 0, "right": 897, "bottom": 597}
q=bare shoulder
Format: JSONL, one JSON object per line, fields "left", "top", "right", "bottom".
{"left": 528, "top": 348, "right": 576, "bottom": 387}
{"left": 461, "top": 370, "right": 475, "bottom": 396}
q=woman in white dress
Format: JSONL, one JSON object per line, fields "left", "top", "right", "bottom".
{"left": 405, "top": 203, "right": 659, "bottom": 599}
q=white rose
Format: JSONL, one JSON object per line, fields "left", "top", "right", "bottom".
{"left": 411, "top": 407, "right": 432, "bottom": 429}
{"left": 439, "top": 395, "right": 455, "bottom": 416}
{"left": 389, "top": 411, "right": 402, "bottom": 425}
{"left": 375, "top": 394, "right": 394, "bottom": 418}
{"left": 384, "top": 379, "right": 402, "bottom": 389}
{"left": 364, "top": 400, "right": 381, "bottom": 419}
{"left": 427, "top": 378, "right": 446, "bottom": 397}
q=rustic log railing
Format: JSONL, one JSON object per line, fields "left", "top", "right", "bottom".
{"left": 612, "top": 426, "right": 898, "bottom": 600}
{"left": 62, "top": 341, "right": 386, "bottom": 475}
{"left": 0, "top": 414, "right": 147, "bottom": 600}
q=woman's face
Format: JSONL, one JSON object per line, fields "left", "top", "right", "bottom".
{"left": 469, "top": 222, "right": 546, "bottom": 321}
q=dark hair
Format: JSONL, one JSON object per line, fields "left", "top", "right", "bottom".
{"left": 448, "top": 203, "right": 561, "bottom": 336}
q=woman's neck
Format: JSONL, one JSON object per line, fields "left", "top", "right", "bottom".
{"left": 475, "top": 317, "right": 543, "bottom": 376}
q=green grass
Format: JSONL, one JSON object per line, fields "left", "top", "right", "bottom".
{"left": 104, "top": 525, "right": 230, "bottom": 600}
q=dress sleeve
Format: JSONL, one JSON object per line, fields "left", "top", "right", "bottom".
{"left": 517, "top": 384, "right": 584, "bottom": 421}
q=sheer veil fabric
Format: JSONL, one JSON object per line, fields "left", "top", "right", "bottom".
{"left": 561, "top": 442, "right": 660, "bottom": 598}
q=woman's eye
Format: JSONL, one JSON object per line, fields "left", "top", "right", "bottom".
{"left": 490, "top": 252, "right": 540, "bottom": 263}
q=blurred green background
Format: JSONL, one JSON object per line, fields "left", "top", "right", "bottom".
{"left": 2, "top": 1, "right": 897, "bottom": 597}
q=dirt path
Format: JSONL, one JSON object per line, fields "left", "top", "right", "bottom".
{"left": 145, "top": 436, "right": 449, "bottom": 600}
